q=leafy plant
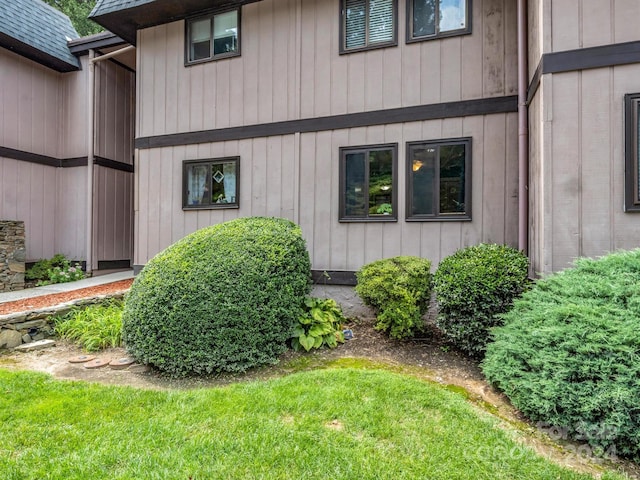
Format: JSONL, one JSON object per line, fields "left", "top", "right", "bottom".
{"left": 433, "top": 243, "right": 529, "bottom": 357}
{"left": 25, "top": 253, "right": 68, "bottom": 282}
{"left": 482, "top": 249, "right": 640, "bottom": 462}
{"left": 355, "top": 256, "right": 432, "bottom": 339}
{"left": 123, "top": 217, "right": 311, "bottom": 376}
{"left": 39, "top": 261, "right": 85, "bottom": 286}
{"left": 376, "top": 203, "right": 392, "bottom": 214}
{"left": 54, "top": 300, "right": 123, "bottom": 352}
{"left": 291, "top": 297, "right": 346, "bottom": 352}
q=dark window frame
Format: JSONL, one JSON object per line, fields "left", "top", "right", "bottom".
{"left": 182, "top": 157, "right": 240, "bottom": 210}
{"left": 185, "top": 8, "right": 241, "bottom": 66}
{"left": 339, "top": 0, "right": 398, "bottom": 54}
{"left": 339, "top": 143, "right": 398, "bottom": 222}
{"left": 405, "top": 137, "right": 472, "bottom": 221}
{"left": 625, "top": 93, "right": 640, "bottom": 212}
{"left": 405, "top": 0, "right": 472, "bottom": 44}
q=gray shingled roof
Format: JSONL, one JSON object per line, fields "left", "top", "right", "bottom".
{"left": 90, "top": 0, "right": 154, "bottom": 17}
{"left": 0, "top": 0, "right": 80, "bottom": 70}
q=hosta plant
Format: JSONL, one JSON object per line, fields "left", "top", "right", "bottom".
{"left": 291, "top": 297, "right": 346, "bottom": 352}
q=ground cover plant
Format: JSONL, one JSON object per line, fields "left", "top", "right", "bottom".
{"left": 53, "top": 300, "right": 123, "bottom": 352}
{"left": 290, "top": 297, "right": 346, "bottom": 352}
{"left": 123, "top": 217, "right": 311, "bottom": 376}
{"left": 483, "top": 249, "right": 640, "bottom": 461}
{"left": 433, "top": 243, "right": 529, "bottom": 357}
{"left": 26, "top": 253, "right": 85, "bottom": 286}
{"left": 0, "top": 365, "right": 627, "bottom": 480}
{"left": 355, "top": 256, "right": 432, "bottom": 339}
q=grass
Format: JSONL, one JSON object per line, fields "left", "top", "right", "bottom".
{"left": 53, "top": 300, "right": 123, "bottom": 352}
{"left": 0, "top": 367, "right": 629, "bottom": 480}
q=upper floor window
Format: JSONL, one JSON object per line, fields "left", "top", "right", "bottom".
{"left": 340, "top": 144, "right": 398, "bottom": 221}
{"left": 341, "top": 0, "right": 397, "bottom": 53}
{"left": 183, "top": 157, "right": 239, "bottom": 209}
{"left": 406, "top": 138, "right": 471, "bottom": 221}
{"left": 407, "top": 0, "right": 470, "bottom": 43}
{"left": 186, "top": 9, "right": 240, "bottom": 64}
{"left": 625, "top": 93, "right": 640, "bottom": 212}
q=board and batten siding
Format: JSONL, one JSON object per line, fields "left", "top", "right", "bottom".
{"left": 136, "top": 0, "right": 518, "bottom": 138}
{"left": 1, "top": 49, "right": 134, "bottom": 264}
{"left": 528, "top": 65, "right": 640, "bottom": 275}
{"left": 134, "top": 114, "right": 518, "bottom": 270}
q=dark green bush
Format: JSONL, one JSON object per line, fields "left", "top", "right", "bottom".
{"left": 123, "top": 217, "right": 311, "bottom": 376}
{"left": 355, "top": 256, "right": 432, "bottom": 339}
{"left": 482, "top": 249, "right": 640, "bottom": 461}
{"left": 433, "top": 243, "right": 529, "bottom": 357}
{"left": 25, "top": 253, "right": 68, "bottom": 282}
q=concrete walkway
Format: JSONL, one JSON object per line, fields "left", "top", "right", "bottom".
{"left": 0, "top": 270, "right": 134, "bottom": 304}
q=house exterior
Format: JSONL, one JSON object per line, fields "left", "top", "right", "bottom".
{"left": 0, "top": 0, "right": 135, "bottom": 272}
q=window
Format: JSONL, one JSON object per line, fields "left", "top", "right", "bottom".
{"left": 406, "top": 138, "right": 471, "bottom": 220}
{"left": 186, "top": 9, "right": 240, "bottom": 64}
{"left": 340, "top": 144, "right": 397, "bottom": 221}
{"left": 407, "top": 0, "right": 470, "bottom": 42}
{"left": 183, "top": 158, "right": 239, "bottom": 209}
{"left": 341, "top": 0, "right": 397, "bottom": 53}
{"left": 625, "top": 94, "right": 640, "bottom": 212}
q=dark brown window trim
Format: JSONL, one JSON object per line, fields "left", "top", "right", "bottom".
{"left": 0, "top": 146, "right": 134, "bottom": 172}
{"left": 527, "top": 41, "right": 640, "bottom": 104}
{"left": 625, "top": 93, "right": 640, "bottom": 212}
{"left": 183, "top": 157, "right": 240, "bottom": 210}
{"left": 405, "top": 137, "right": 472, "bottom": 221}
{"left": 339, "top": 143, "right": 398, "bottom": 222}
{"left": 184, "top": 8, "right": 241, "bottom": 66}
{"left": 339, "top": 0, "right": 398, "bottom": 55}
{"left": 136, "top": 95, "right": 517, "bottom": 149}
{"left": 405, "top": 0, "right": 472, "bottom": 44}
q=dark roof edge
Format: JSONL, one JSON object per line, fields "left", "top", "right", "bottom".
{"left": 0, "top": 32, "right": 79, "bottom": 72}
{"left": 68, "top": 31, "right": 128, "bottom": 55}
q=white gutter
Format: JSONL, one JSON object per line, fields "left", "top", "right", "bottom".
{"left": 517, "top": 0, "right": 529, "bottom": 255}
{"left": 85, "top": 44, "right": 135, "bottom": 274}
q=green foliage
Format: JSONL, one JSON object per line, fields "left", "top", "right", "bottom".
{"left": 433, "top": 243, "right": 529, "bottom": 357}
{"left": 123, "top": 217, "right": 311, "bottom": 376}
{"left": 355, "top": 256, "right": 432, "bottom": 339}
{"left": 482, "top": 249, "right": 640, "bottom": 462}
{"left": 42, "top": 0, "right": 103, "bottom": 37}
{"left": 54, "top": 300, "right": 123, "bottom": 352}
{"left": 291, "top": 297, "right": 346, "bottom": 352}
{"left": 25, "top": 253, "right": 67, "bottom": 281}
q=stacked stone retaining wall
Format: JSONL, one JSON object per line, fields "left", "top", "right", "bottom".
{"left": 0, "top": 221, "right": 25, "bottom": 292}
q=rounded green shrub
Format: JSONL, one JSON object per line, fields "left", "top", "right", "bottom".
{"left": 433, "top": 243, "right": 529, "bottom": 357}
{"left": 482, "top": 249, "right": 640, "bottom": 461}
{"left": 355, "top": 256, "right": 432, "bottom": 339}
{"left": 123, "top": 217, "right": 311, "bottom": 376}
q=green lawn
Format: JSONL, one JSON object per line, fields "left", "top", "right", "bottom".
{"left": 0, "top": 365, "right": 627, "bottom": 480}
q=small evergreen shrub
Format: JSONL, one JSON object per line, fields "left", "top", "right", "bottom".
{"left": 290, "top": 297, "right": 346, "bottom": 352}
{"left": 355, "top": 256, "right": 432, "bottom": 339}
{"left": 25, "top": 254, "right": 68, "bottom": 282}
{"left": 123, "top": 217, "right": 311, "bottom": 376}
{"left": 433, "top": 243, "right": 529, "bottom": 357}
{"left": 482, "top": 249, "right": 640, "bottom": 461}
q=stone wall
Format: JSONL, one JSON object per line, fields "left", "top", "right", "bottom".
{"left": 0, "top": 221, "right": 25, "bottom": 292}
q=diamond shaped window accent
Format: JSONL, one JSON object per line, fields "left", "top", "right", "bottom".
{"left": 213, "top": 170, "right": 225, "bottom": 183}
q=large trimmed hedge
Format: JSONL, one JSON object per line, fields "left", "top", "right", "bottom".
{"left": 433, "top": 243, "right": 529, "bottom": 357}
{"left": 123, "top": 217, "right": 311, "bottom": 376}
{"left": 482, "top": 249, "right": 640, "bottom": 461}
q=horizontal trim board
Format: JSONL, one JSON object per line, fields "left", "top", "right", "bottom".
{"left": 0, "top": 147, "right": 134, "bottom": 172}
{"left": 68, "top": 33, "right": 128, "bottom": 55}
{"left": 543, "top": 40, "right": 640, "bottom": 75}
{"left": 311, "top": 270, "right": 357, "bottom": 286}
{"left": 136, "top": 96, "right": 518, "bottom": 149}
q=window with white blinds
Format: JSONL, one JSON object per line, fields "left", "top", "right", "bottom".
{"left": 343, "top": 0, "right": 396, "bottom": 52}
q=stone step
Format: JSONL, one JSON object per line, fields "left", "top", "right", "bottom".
{"left": 13, "top": 339, "right": 56, "bottom": 352}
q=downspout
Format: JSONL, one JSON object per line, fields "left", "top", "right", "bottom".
{"left": 517, "top": 0, "right": 529, "bottom": 255}
{"left": 86, "top": 49, "right": 95, "bottom": 275}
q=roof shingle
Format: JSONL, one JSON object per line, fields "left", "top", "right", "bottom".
{"left": 0, "top": 0, "right": 80, "bottom": 70}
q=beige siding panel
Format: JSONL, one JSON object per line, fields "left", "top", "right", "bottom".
{"left": 329, "top": 129, "right": 350, "bottom": 268}
{"left": 581, "top": 0, "right": 612, "bottom": 48}
{"left": 503, "top": 112, "right": 519, "bottom": 246}
{"left": 550, "top": 0, "right": 580, "bottom": 51}
{"left": 419, "top": 40, "right": 442, "bottom": 108}
{"left": 55, "top": 167, "right": 87, "bottom": 261}
{"left": 60, "top": 58, "right": 88, "bottom": 158}
{"left": 298, "top": 133, "right": 317, "bottom": 258}
{"left": 461, "top": 0, "right": 483, "bottom": 100}
{"left": 482, "top": 0, "right": 505, "bottom": 97}
{"left": 311, "top": 131, "right": 333, "bottom": 267}
{"left": 313, "top": 0, "right": 333, "bottom": 117}
{"left": 243, "top": 2, "right": 261, "bottom": 125}
{"left": 613, "top": 0, "right": 640, "bottom": 44}
{"left": 439, "top": 37, "right": 462, "bottom": 102}
{"left": 527, "top": 0, "right": 542, "bottom": 76}
{"left": 460, "top": 115, "right": 484, "bottom": 248}
{"left": 528, "top": 89, "right": 543, "bottom": 274}
{"left": 503, "top": 0, "right": 518, "bottom": 95}
{"left": 382, "top": 44, "right": 402, "bottom": 109}
{"left": 481, "top": 114, "right": 507, "bottom": 244}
